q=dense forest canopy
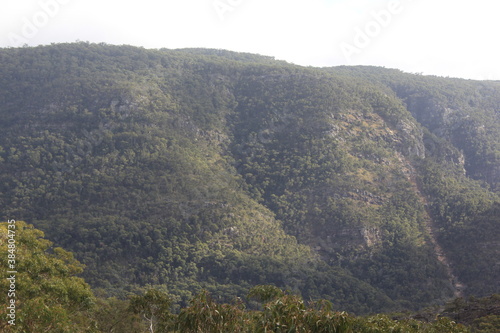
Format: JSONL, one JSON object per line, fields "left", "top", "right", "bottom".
{"left": 0, "top": 44, "right": 499, "bottom": 330}
{"left": 3, "top": 221, "right": 495, "bottom": 332}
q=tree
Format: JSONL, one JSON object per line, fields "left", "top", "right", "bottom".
{"left": 0, "top": 221, "right": 96, "bottom": 332}
{"left": 128, "top": 289, "right": 172, "bottom": 333}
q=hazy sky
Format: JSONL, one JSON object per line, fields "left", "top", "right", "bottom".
{"left": 1, "top": 0, "right": 498, "bottom": 80}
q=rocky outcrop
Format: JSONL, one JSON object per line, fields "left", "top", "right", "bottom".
{"left": 316, "top": 227, "right": 381, "bottom": 254}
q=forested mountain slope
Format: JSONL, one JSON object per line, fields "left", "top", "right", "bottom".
{"left": 0, "top": 43, "right": 498, "bottom": 313}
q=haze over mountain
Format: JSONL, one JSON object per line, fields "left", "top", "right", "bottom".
{"left": 0, "top": 43, "right": 499, "bottom": 315}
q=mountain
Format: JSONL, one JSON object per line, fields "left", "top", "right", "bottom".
{"left": 0, "top": 43, "right": 498, "bottom": 313}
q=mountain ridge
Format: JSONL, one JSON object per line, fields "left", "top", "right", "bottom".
{"left": 0, "top": 43, "right": 498, "bottom": 313}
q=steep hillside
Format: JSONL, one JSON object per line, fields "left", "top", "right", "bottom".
{"left": 330, "top": 66, "right": 500, "bottom": 191}
{"left": 0, "top": 43, "right": 498, "bottom": 313}
{"left": 329, "top": 66, "right": 500, "bottom": 297}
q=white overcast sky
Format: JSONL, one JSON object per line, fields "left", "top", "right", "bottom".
{"left": 0, "top": 0, "right": 499, "bottom": 80}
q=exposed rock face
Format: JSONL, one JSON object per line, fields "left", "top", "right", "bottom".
{"left": 396, "top": 120, "right": 425, "bottom": 158}
{"left": 316, "top": 227, "right": 381, "bottom": 254}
